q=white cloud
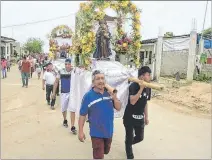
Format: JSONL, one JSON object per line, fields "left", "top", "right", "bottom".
{"left": 1, "top": 1, "right": 211, "bottom": 52}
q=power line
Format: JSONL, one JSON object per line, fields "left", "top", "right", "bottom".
{"left": 2, "top": 12, "right": 76, "bottom": 28}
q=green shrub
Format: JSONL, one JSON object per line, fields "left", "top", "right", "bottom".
{"left": 194, "top": 73, "right": 212, "bottom": 82}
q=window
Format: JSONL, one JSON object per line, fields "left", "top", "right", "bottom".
{"left": 140, "top": 51, "right": 144, "bottom": 59}
{"left": 1, "top": 46, "right": 5, "bottom": 57}
{"left": 145, "top": 51, "right": 148, "bottom": 58}
{"left": 140, "top": 51, "right": 144, "bottom": 66}
{"left": 7, "top": 46, "right": 9, "bottom": 54}
{"left": 149, "top": 51, "right": 152, "bottom": 64}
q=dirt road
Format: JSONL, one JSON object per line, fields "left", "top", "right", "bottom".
{"left": 1, "top": 67, "right": 211, "bottom": 159}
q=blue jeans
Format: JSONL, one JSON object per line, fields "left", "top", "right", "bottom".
{"left": 2, "top": 68, "right": 6, "bottom": 78}
{"left": 21, "top": 72, "right": 29, "bottom": 86}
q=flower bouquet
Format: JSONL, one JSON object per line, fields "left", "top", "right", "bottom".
{"left": 113, "top": 34, "right": 132, "bottom": 55}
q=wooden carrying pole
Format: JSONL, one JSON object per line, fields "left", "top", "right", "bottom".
{"left": 128, "top": 77, "right": 164, "bottom": 91}
{"left": 105, "top": 84, "right": 117, "bottom": 94}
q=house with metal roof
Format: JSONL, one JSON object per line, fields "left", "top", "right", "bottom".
{"left": 139, "top": 33, "right": 212, "bottom": 80}
{"left": 1, "top": 36, "right": 16, "bottom": 60}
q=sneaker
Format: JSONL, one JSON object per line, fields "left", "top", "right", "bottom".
{"left": 71, "top": 126, "right": 77, "bottom": 135}
{"left": 63, "top": 120, "right": 68, "bottom": 128}
{"left": 51, "top": 106, "right": 55, "bottom": 110}
{"left": 47, "top": 101, "right": 50, "bottom": 105}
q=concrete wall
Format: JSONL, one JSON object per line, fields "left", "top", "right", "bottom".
{"left": 13, "top": 42, "right": 21, "bottom": 55}
{"left": 201, "top": 64, "right": 212, "bottom": 77}
{"left": 160, "top": 49, "right": 189, "bottom": 78}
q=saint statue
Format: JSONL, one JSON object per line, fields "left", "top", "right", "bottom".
{"left": 93, "top": 20, "right": 112, "bottom": 60}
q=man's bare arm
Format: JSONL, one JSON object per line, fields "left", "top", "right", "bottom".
{"left": 130, "top": 87, "right": 144, "bottom": 105}
{"left": 144, "top": 103, "right": 148, "bottom": 118}
{"left": 78, "top": 115, "right": 86, "bottom": 133}
{"left": 78, "top": 115, "right": 86, "bottom": 142}
{"left": 144, "top": 103, "right": 149, "bottom": 125}
{"left": 52, "top": 78, "right": 59, "bottom": 96}
{"left": 109, "top": 92, "right": 121, "bottom": 111}
{"left": 42, "top": 79, "right": 45, "bottom": 90}
{"left": 113, "top": 98, "right": 121, "bottom": 111}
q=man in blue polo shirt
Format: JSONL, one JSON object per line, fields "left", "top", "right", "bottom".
{"left": 52, "top": 58, "right": 77, "bottom": 134}
{"left": 78, "top": 70, "right": 121, "bottom": 159}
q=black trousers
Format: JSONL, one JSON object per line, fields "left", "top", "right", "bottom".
{"left": 56, "top": 82, "right": 59, "bottom": 95}
{"left": 46, "top": 84, "right": 56, "bottom": 106}
{"left": 124, "top": 123, "right": 145, "bottom": 159}
{"left": 7, "top": 67, "right": 10, "bottom": 72}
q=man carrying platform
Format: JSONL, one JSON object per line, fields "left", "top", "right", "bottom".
{"left": 78, "top": 70, "right": 121, "bottom": 159}
{"left": 52, "top": 58, "right": 77, "bottom": 134}
{"left": 123, "top": 66, "right": 151, "bottom": 159}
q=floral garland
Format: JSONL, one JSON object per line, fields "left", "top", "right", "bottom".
{"left": 50, "top": 25, "right": 73, "bottom": 39}
{"left": 75, "top": 0, "right": 141, "bottom": 68}
{"left": 48, "top": 25, "right": 73, "bottom": 60}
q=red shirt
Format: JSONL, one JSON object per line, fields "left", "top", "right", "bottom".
{"left": 21, "top": 61, "right": 30, "bottom": 73}
{"left": 1, "top": 60, "right": 7, "bottom": 68}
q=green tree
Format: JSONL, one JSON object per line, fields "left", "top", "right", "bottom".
{"left": 202, "top": 27, "right": 212, "bottom": 38}
{"left": 23, "top": 38, "right": 44, "bottom": 54}
{"left": 164, "top": 32, "right": 174, "bottom": 38}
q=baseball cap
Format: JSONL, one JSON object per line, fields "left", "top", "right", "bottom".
{"left": 65, "top": 58, "right": 71, "bottom": 64}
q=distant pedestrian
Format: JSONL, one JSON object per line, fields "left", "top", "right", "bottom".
{"left": 21, "top": 56, "right": 31, "bottom": 88}
{"left": 29, "top": 55, "right": 35, "bottom": 78}
{"left": 35, "top": 62, "right": 42, "bottom": 80}
{"left": 42, "top": 57, "right": 49, "bottom": 74}
{"left": 1, "top": 58, "right": 7, "bottom": 79}
{"left": 42, "top": 62, "right": 57, "bottom": 110}
{"left": 18, "top": 58, "right": 22, "bottom": 71}
{"left": 7, "top": 60, "right": 11, "bottom": 72}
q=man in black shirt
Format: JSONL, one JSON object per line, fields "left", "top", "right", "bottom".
{"left": 123, "top": 66, "right": 151, "bottom": 159}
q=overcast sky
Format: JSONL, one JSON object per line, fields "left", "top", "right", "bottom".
{"left": 1, "top": 1, "right": 211, "bottom": 52}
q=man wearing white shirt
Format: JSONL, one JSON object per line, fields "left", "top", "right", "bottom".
{"left": 42, "top": 62, "right": 57, "bottom": 110}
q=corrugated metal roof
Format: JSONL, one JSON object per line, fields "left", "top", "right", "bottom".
{"left": 141, "top": 34, "right": 191, "bottom": 44}
{"left": 1, "top": 36, "right": 16, "bottom": 43}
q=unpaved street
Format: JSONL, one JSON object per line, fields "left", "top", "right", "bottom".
{"left": 1, "top": 66, "right": 211, "bottom": 159}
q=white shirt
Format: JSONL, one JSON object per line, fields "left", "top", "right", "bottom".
{"left": 43, "top": 71, "right": 56, "bottom": 85}
{"left": 33, "top": 58, "right": 37, "bottom": 64}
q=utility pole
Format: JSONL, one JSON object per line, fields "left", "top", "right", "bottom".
{"left": 12, "top": 27, "right": 14, "bottom": 38}
{"left": 187, "top": 19, "right": 197, "bottom": 82}
{"left": 155, "top": 27, "right": 163, "bottom": 81}
{"left": 199, "top": 0, "right": 208, "bottom": 55}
